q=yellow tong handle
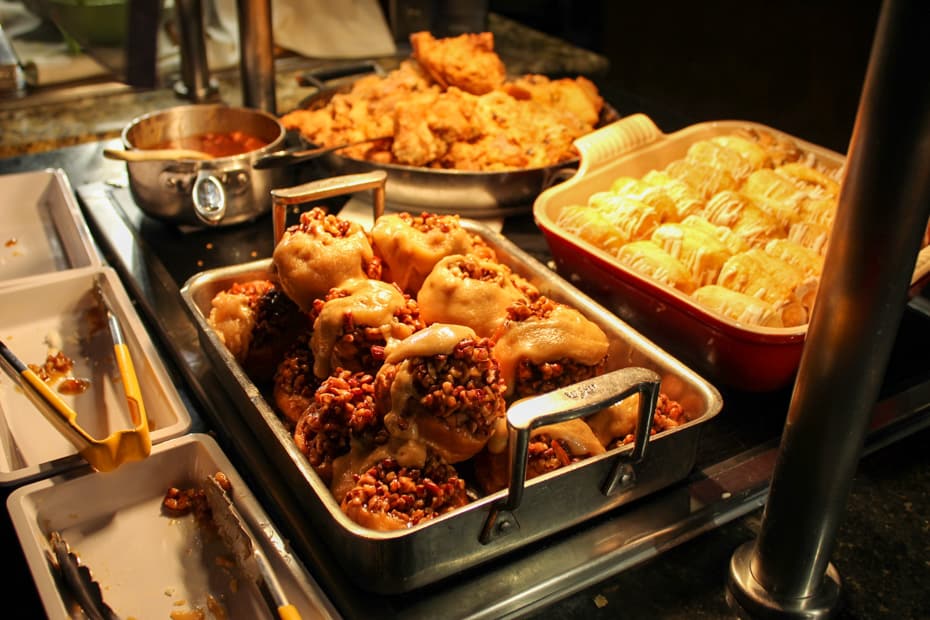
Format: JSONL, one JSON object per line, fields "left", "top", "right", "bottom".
{"left": 277, "top": 604, "right": 301, "bottom": 620}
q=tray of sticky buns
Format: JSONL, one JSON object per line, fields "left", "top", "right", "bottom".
{"left": 534, "top": 114, "right": 930, "bottom": 392}
{"left": 180, "top": 171, "right": 722, "bottom": 593}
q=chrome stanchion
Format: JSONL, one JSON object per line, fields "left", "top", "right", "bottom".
{"left": 726, "top": 0, "right": 930, "bottom": 617}
{"left": 237, "top": 0, "right": 277, "bottom": 114}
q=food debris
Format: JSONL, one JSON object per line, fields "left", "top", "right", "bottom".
{"left": 5, "top": 237, "right": 16, "bottom": 247}
{"left": 206, "top": 243, "right": 214, "bottom": 250}
{"left": 594, "top": 593, "right": 608, "bottom": 608}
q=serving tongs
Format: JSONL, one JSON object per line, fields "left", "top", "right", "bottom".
{"left": 204, "top": 474, "right": 301, "bottom": 620}
{"left": 0, "top": 280, "right": 151, "bottom": 472}
{"left": 47, "top": 530, "right": 119, "bottom": 620}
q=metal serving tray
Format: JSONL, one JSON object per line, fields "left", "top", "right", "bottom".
{"left": 179, "top": 181, "right": 722, "bottom": 593}
{"left": 534, "top": 114, "right": 930, "bottom": 392}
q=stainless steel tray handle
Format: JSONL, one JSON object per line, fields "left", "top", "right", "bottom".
{"left": 480, "top": 366, "right": 660, "bottom": 544}
{"left": 271, "top": 170, "right": 387, "bottom": 243}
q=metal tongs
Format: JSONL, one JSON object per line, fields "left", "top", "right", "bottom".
{"left": 47, "top": 530, "right": 120, "bottom": 620}
{"left": 204, "top": 474, "right": 301, "bottom": 620}
{"left": 0, "top": 280, "right": 151, "bottom": 472}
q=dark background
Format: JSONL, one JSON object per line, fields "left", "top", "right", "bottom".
{"left": 489, "top": 1, "right": 884, "bottom": 154}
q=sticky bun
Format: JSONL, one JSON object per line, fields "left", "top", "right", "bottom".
{"left": 473, "top": 419, "right": 606, "bottom": 495}
{"left": 273, "top": 332, "right": 319, "bottom": 426}
{"left": 206, "top": 279, "right": 309, "bottom": 384}
{"left": 370, "top": 212, "right": 495, "bottom": 294}
{"left": 339, "top": 450, "right": 469, "bottom": 531}
{"left": 417, "top": 254, "right": 527, "bottom": 338}
{"left": 492, "top": 296, "right": 609, "bottom": 399}
{"left": 374, "top": 323, "right": 507, "bottom": 464}
{"left": 310, "top": 279, "right": 424, "bottom": 379}
{"left": 272, "top": 207, "right": 379, "bottom": 313}
{"left": 591, "top": 392, "right": 689, "bottom": 450}
{"left": 293, "top": 369, "right": 385, "bottom": 486}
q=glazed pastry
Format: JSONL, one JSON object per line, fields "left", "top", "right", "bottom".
{"left": 589, "top": 193, "right": 661, "bottom": 242}
{"left": 641, "top": 170, "right": 705, "bottom": 220}
{"left": 604, "top": 178, "right": 678, "bottom": 222}
{"left": 473, "top": 418, "right": 606, "bottom": 494}
{"left": 556, "top": 205, "right": 636, "bottom": 255}
{"left": 686, "top": 139, "right": 757, "bottom": 182}
{"left": 664, "top": 158, "right": 738, "bottom": 200}
{"left": 716, "top": 249, "right": 817, "bottom": 325}
{"left": 679, "top": 214, "right": 751, "bottom": 255}
{"left": 338, "top": 449, "right": 469, "bottom": 531}
{"left": 370, "top": 212, "right": 493, "bottom": 294}
{"left": 417, "top": 253, "right": 527, "bottom": 338}
{"left": 207, "top": 279, "right": 310, "bottom": 384}
{"left": 692, "top": 284, "right": 784, "bottom": 327}
{"left": 710, "top": 134, "right": 772, "bottom": 169}
{"left": 293, "top": 369, "right": 384, "bottom": 486}
{"left": 374, "top": 323, "right": 507, "bottom": 464}
{"left": 273, "top": 332, "right": 319, "bottom": 426}
{"left": 799, "top": 195, "right": 837, "bottom": 228}
{"left": 763, "top": 238, "right": 825, "bottom": 279}
{"left": 310, "top": 278, "right": 424, "bottom": 379}
{"left": 703, "top": 190, "right": 785, "bottom": 247}
{"left": 733, "top": 127, "right": 803, "bottom": 166}
{"left": 273, "top": 207, "right": 378, "bottom": 313}
{"left": 740, "top": 168, "right": 811, "bottom": 229}
{"left": 616, "top": 240, "right": 698, "bottom": 294}
{"left": 788, "top": 221, "right": 832, "bottom": 254}
{"left": 650, "top": 222, "right": 733, "bottom": 286}
{"left": 597, "top": 392, "right": 690, "bottom": 450}
{"left": 492, "top": 296, "right": 610, "bottom": 399}
{"left": 587, "top": 392, "right": 690, "bottom": 448}
{"left": 777, "top": 162, "right": 842, "bottom": 197}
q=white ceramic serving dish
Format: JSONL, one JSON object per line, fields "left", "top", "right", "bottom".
{"left": 7, "top": 432, "right": 341, "bottom": 620}
{"left": 0, "top": 169, "right": 102, "bottom": 287}
{"left": 0, "top": 265, "right": 192, "bottom": 485}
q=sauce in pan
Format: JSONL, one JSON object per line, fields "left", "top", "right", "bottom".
{"left": 149, "top": 131, "right": 268, "bottom": 157}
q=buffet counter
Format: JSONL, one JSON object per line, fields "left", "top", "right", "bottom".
{"left": 1, "top": 13, "right": 929, "bottom": 620}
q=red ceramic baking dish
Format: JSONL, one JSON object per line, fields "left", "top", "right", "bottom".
{"left": 533, "top": 114, "right": 930, "bottom": 392}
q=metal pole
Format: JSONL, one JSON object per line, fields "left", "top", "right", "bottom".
{"left": 173, "top": 0, "right": 220, "bottom": 102}
{"left": 237, "top": 0, "right": 277, "bottom": 114}
{"left": 726, "top": 0, "right": 930, "bottom": 617}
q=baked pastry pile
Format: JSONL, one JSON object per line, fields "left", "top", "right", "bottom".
{"left": 207, "top": 210, "right": 688, "bottom": 530}
{"left": 280, "top": 31, "right": 604, "bottom": 171}
{"left": 556, "top": 129, "right": 862, "bottom": 328}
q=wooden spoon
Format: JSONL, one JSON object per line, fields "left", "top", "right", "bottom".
{"left": 103, "top": 148, "right": 214, "bottom": 162}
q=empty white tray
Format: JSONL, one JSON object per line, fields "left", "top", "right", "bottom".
{"left": 0, "top": 169, "right": 101, "bottom": 287}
